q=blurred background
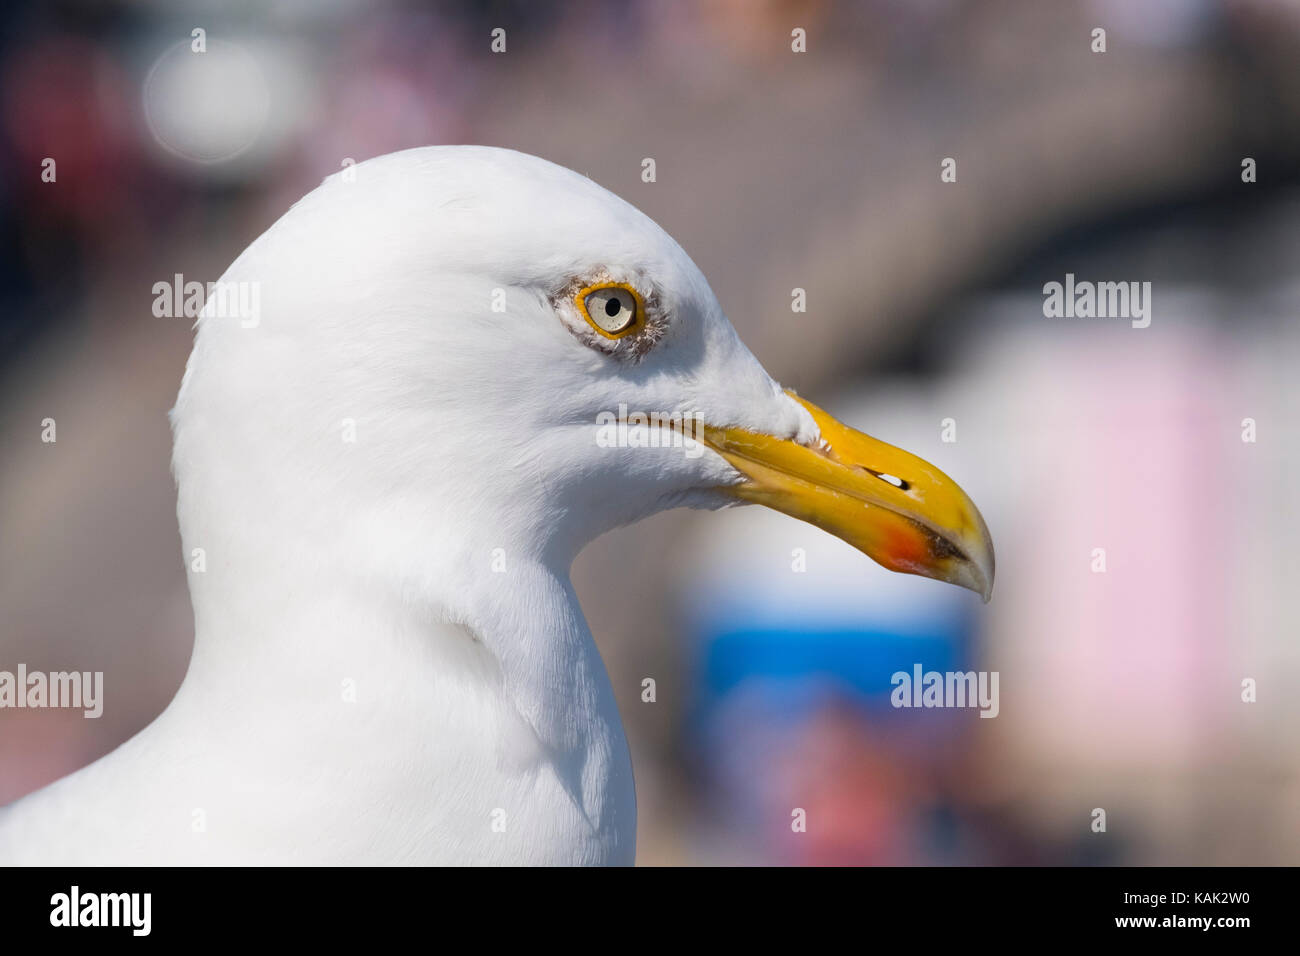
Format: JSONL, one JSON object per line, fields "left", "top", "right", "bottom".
{"left": 2, "top": 0, "right": 1298, "bottom": 865}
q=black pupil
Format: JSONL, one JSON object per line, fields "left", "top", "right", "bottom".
{"left": 604, "top": 297, "right": 623, "bottom": 318}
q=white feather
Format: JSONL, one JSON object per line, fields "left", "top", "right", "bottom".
{"left": 0, "top": 146, "right": 818, "bottom": 864}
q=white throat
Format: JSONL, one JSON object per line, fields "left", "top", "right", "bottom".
{"left": 1, "top": 466, "right": 637, "bottom": 865}
{"left": 168, "top": 416, "right": 638, "bottom": 864}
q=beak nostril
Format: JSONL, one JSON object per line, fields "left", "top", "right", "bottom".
{"left": 852, "top": 464, "right": 910, "bottom": 491}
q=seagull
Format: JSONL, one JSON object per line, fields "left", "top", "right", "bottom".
{"left": 0, "top": 147, "right": 993, "bottom": 865}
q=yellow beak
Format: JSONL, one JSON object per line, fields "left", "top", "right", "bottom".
{"left": 701, "top": 392, "right": 995, "bottom": 602}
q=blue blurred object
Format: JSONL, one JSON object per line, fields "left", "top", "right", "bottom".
{"left": 678, "top": 497, "right": 989, "bottom": 863}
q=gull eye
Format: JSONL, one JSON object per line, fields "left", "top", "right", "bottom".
{"left": 577, "top": 283, "right": 641, "bottom": 338}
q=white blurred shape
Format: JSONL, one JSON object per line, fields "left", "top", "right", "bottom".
{"left": 144, "top": 39, "right": 270, "bottom": 165}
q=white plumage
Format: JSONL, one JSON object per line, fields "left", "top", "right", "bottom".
{"left": 0, "top": 147, "right": 819, "bottom": 864}
{"left": 0, "top": 146, "right": 992, "bottom": 865}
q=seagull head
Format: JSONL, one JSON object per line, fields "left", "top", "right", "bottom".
{"left": 174, "top": 146, "right": 993, "bottom": 602}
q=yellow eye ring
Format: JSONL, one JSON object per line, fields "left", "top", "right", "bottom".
{"left": 575, "top": 281, "right": 644, "bottom": 339}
